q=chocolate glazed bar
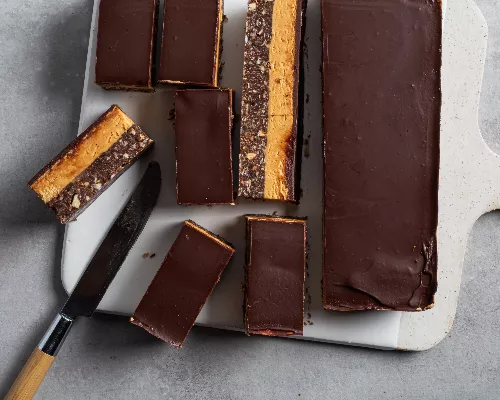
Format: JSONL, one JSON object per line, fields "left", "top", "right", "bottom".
{"left": 322, "top": 0, "right": 441, "bottom": 311}
{"left": 245, "top": 216, "right": 306, "bottom": 336}
{"left": 175, "top": 89, "right": 234, "bottom": 205}
{"left": 131, "top": 221, "right": 235, "bottom": 347}
{"left": 157, "top": 0, "right": 223, "bottom": 86}
{"left": 95, "top": 0, "right": 158, "bottom": 91}
{"left": 238, "top": 0, "right": 306, "bottom": 202}
{"left": 29, "top": 105, "right": 153, "bottom": 223}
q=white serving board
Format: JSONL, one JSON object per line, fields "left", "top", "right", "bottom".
{"left": 62, "top": 0, "right": 492, "bottom": 351}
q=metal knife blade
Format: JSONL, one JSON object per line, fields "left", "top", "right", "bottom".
{"left": 61, "top": 161, "right": 161, "bottom": 319}
{"left": 4, "top": 162, "right": 161, "bottom": 399}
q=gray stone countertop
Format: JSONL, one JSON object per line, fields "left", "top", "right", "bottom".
{"left": 0, "top": 1, "right": 499, "bottom": 399}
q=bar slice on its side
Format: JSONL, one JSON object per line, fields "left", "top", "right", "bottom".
{"left": 130, "top": 220, "right": 235, "bottom": 347}
{"left": 158, "top": 0, "right": 223, "bottom": 86}
{"left": 95, "top": 0, "right": 158, "bottom": 91}
{"left": 245, "top": 215, "right": 306, "bottom": 336}
{"left": 322, "top": 0, "right": 441, "bottom": 311}
{"left": 175, "top": 89, "right": 234, "bottom": 205}
{"left": 238, "top": 0, "right": 306, "bottom": 202}
{"left": 29, "top": 105, "right": 153, "bottom": 223}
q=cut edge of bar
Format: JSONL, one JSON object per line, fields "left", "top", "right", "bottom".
{"left": 28, "top": 105, "right": 135, "bottom": 203}
{"left": 245, "top": 214, "right": 307, "bottom": 225}
{"left": 185, "top": 220, "right": 235, "bottom": 253}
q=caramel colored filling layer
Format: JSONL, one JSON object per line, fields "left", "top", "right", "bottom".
{"left": 31, "top": 106, "right": 134, "bottom": 202}
{"left": 264, "top": 0, "right": 298, "bottom": 200}
{"left": 185, "top": 220, "right": 235, "bottom": 252}
{"left": 246, "top": 215, "right": 305, "bottom": 225}
{"left": 213, "top": 0, "right": 223, "bottom": 87}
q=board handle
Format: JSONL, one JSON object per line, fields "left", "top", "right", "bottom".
{"left": 4, "top": 314, "right": 74, "bottom": 400}
{"left": 4, "top": 348, "right": 55, "bottom": 400}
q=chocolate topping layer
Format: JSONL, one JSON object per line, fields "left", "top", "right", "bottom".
{"left": 322, "top": 0, "right": 441, "bottom": 311}
{"left": 95, "top": 0, "right": 157, "bottom": 91}
{"left": 239, "top": 0, "right": 274, "bottom": 199}
{"left": 131, "top": 221, "right": 235, "bottom": 347}
{"left": 245, "top": 216, "right": 306, "bottom": 336}
{"left": 175, "top": 89, "right": 234, "bottom": 205}
{"left": 158, "top": 0, "right": 222, "bottom": 86}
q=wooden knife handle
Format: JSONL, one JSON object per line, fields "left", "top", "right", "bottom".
{"left": 4, "top": 314, "right": 73, "bottom": 400}
{"left": 4, "top": 348, "right": 55, "bottom": 400}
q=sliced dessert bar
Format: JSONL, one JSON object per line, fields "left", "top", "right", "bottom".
{"left": 131, "top": 220, "right": 235, "bottom": 347}
{"left": 322, "top": 0, "right": 441, "bottom": 311}
{"left": 238, "top": 0, "right": 306, "bottom": 202}
{"left": 175, "top": 89, "right": 234, "bottom": 205}
{"left": 29, "top": 105, "right": 153, "bottom": 223}
{"left": 158, "top": 0, "right": 223, "bottom": 86}
{"left": 95, "top": 0, "right": 158, "bottom": 91}
{"left": 245, "top": 215, "right": 306, "bottom": 336}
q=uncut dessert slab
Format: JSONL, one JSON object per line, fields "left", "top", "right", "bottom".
{"left": 62, "top": 0, "right": 493, "bottom": 350}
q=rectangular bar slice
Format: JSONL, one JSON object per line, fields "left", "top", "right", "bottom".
{"left": 157, "top": 0, "right": 223, "bottom": 86}
{"left": 238, "top": 0, "right": 306, "bottom": 202}
{"left": 95, "top": 0, "right": 158, "bottom": 91}
{"left": 322, "top": 0, "right": 441, "bottom": 311}
{"left": 245, "top": 215, "right": 306, "bottom": 336}
{"left": 131, "top": 220, "right": 235, "bottom": 347}
{"left": 174, "top": 89, "right": 234, "bottom": 205}
{"left": 29, "top": 105, "right": 153, "bottom": 223}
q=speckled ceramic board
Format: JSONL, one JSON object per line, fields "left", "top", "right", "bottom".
{"left": 62, "top": 0, "right": 490, "bottom": 350}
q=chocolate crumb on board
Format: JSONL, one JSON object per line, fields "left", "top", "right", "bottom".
{"left": 303, "top": 137, "right": 310, "bottom": 158}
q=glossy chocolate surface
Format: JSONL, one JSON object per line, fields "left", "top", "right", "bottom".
{"left": 322, "top": 0, "right": 441, "bottom": 311}
{"left": 158, "top": 0, "right": 221, "bottom": 85}
{"left": 175, "top": 89, "right": 234, "bottom": 205}
{"left": 245, "top": 216, "right": 306, "bottom": 336}
{"left": 131, "top": 221, "right": 235, "bottom": 347}
{"left": 95, "top": 0, "right": 157, "bottom": 90}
